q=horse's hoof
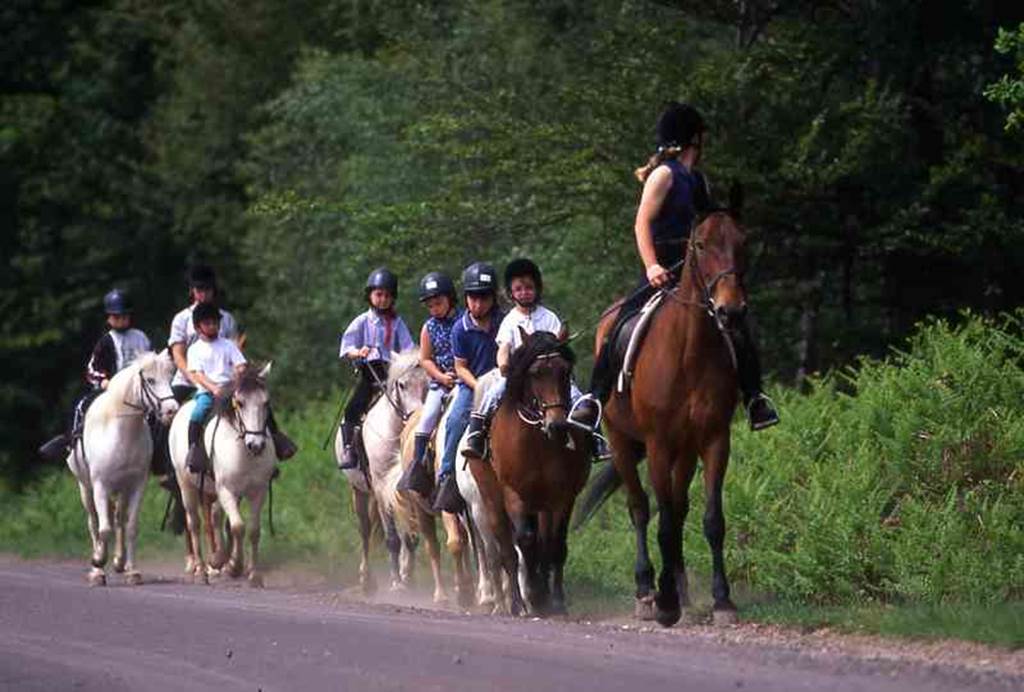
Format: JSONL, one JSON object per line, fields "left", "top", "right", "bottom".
{"left": 112, "top": 557, "right": 126, "bottom": 574}
{"left": 713, "top": 606, "right": 739, "bottom": 626}
{"left": 389, "top": 580, "right": 407, "bottom": 593}
{"left": 88, "top": 569, "right": 106, "bottom": 587}
{"left": 125, "top": 571, "right": 143, "bottom": 586}
{"left": 635, "top": 595, "right": 656, "bottom": 621}
{"left": 227, "top": 561, "right": 243, "bottom": 579}
{"left": 548, "top": 600, "right": 568, "bottom": 617}
{"left": 248, "top": 573, "right": 264, "bottom": 589}
{"left": 457, "top": 588, "right": 476, "bottom": 609}
{"left": 432, "top": 590, "right": 449, "bottom": 605}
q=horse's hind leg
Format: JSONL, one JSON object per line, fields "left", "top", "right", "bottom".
{"left": 381, "top": 512, "right": 403, "bottom": 591}
{"left": 611, "top": 431, "right": 655, "bottom": 620}
{"left": 112, "top": 498, "right": 127, "bottom": 573}
{"left": 352, "top": 488, "right": 376, "bottom": 595}
{"left": 701, "top": 438, "right": 737, "bottom": 624}
{"left": 121, "top": 480, "right": 147, "bottom": 585}
{"left": 419, "top": 510, "right": 448, "bottom": 604}
{"left": 90, "top": 483, "right": 115, "bottom": 584}
{"left": 442, "top": 512, "right": 472, "bottom": 608}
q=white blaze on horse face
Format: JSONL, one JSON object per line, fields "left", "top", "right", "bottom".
{"left": 237, "top": 386, "right": 270, "bottom": 455}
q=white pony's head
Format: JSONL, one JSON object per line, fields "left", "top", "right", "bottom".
{"left": 218, "top": 361, "right": 273, "bottom": 456}
{"left": 387, "top": 349, "right": 429, "bottom": 416}
{"left": 106, "top": 349, "right": 179, "bottom": 425}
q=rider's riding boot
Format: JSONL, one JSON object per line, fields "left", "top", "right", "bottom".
{"left": 397, "top": 433, "right": 433, "bottom": 495}
{"left": 38, "top": 434, "right": 69, "bottom": 463}
{"left": 591, "top": 434, "right": 613, "bottom": 463}
{"left": 589, "top": 345, "right": 613, "bottom": 403}
{"left": 733, "top": 321, "right": 780, "bottom": 431}
{"left": 337, "top": 420, "right": 359, "bottom": 470}
{"left": 267, "top": 408, "right": 297, "bottom": 461}
{"left": 460, "top": 413, "right": 489, "bottom": 460}
{"left": 185, "top": 421, "right": 209, "bottom": 474}
{"left": 432, "top": 470, "right": 465, "bottom": 514}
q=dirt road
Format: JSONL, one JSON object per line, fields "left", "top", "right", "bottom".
{"left": 0, "top": 557, "right": 1017, "bottom": 691}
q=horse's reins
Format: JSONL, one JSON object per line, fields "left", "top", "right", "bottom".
{"left": 121, "top": 371, "right": 176, "bottom": 417}
{"left": 516, "top": 352, "right": 572, "bottom": 428}
{"left": 364, "top": 361, "right": 413, "bottom": 423}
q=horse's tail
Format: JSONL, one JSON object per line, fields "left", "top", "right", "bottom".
{"left": 570, "top": 463, "right": 622, "bottom": 532}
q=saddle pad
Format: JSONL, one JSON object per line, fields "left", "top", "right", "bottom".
{"left": 615, "top": 291, "right": 666, "bottom": 393}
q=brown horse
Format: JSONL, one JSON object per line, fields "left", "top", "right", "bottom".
{"left": 583, "top": 209, "right": 748, "bottom": 627}
{"left": 469, "top": 330, "right": 591, "bottom": 616}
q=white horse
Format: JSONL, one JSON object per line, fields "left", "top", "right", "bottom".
{"left": 67, "top": 351, "right": 179, "bottom": 586}
{"left": 335, "top": 351, "right": 429, "bottom": 593}
{"left": 169, "top": 363, "right": 276, "bottom": 587}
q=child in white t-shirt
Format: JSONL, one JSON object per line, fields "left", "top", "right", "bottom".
{"left": 462, "top": 259, "right": 603, "bottom": 460}
{"left": 184, "top": 301, "right": 247, "bottom": 473}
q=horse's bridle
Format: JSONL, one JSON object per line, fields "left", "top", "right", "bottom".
{"left": 669, "top": 221, "right": 743, "bottom": 317}
{"left": 123, "top": 371, "right": 176, "bottom": 417}
{"left": 517, "top": 352, "right": 572, "bottom": 427}
{"left": 365, "top": 364, "right": 414, "bottom": 423}
{"left": 229, "top": 395, "right": 269, "bottom": 442}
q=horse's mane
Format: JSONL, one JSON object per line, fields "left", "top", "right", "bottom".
{"left": 504, "top": 331, "right": 576, "bottom": 405}
{"left": 214, "top": 364, "right": 267, "bottom": 416}
{"left": 387, "top": 348, "right": 423, "bottom": 388}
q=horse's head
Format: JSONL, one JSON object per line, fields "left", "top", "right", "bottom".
{"left": 508, "top": 328, "right": 576, "bottom": 438}
{"left": 134, "top": 350, "right": 179, "bottom": 425}
{"left": 689, "top": 204, "right": 748, "bottom": 330}
{"left": 387, "top": 349, "right": 430, "bottom": 417}
{"left": 225, "top": 362, "right": 272, "bottom": 455}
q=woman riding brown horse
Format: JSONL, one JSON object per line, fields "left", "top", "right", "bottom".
{"left": 468, "top": 329, "right": 590, "bottom": 616}
{"left": 587, "top": 209, "right": 750, "bottom": 627}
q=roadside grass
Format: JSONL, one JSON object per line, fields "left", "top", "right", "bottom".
{"left": 1, "top": 311, "right": 1021, "bottom": 648}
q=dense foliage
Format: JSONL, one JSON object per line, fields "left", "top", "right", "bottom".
{"left": 4, "top": 1, "right": 1023, "bottom": 483}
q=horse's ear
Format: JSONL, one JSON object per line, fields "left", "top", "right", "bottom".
{"left": 517, "top": 325, "right": 529, "bottom": 344}
{"left": 257, "top": 361, "right": 273, "bottom": 380}
{"left": 728, "top": 181, "right": 744, "bottom": 219}
{"left": 158, "top": 348, "right": 172, "bottom": 362}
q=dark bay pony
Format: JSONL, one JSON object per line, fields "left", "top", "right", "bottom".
{"left": 469, "top": 330, "right": 591, "bottom": 616}
{"left": 581, "top": 208, "right": 748, "bottom": 627}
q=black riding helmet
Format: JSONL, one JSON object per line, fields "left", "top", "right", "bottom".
{"left": 462, "top": 262, "right": 497, "bottom": 295}
{"left": 365, "top": 267, "right": 399, "bottom": 300}
{"left": 419, "top": 271, "right": 456, "bottom": 302}
{"left": 656, "top": 102, "right": 705, "bottom": 149}
{"left": 188, "top": 264, "right": 218, "bottom": 291}
{"left": 503, "top": 258, "right": 543, "bottom": 302}
{"left": 192, "top": 301, "right": 222, "bottom": 328}
{"left": 103, "top": 288, "right": 132, "bottom": 315}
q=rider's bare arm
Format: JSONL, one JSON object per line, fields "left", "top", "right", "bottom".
{"left": 496, "top": 342, "right": 512, "bottom": 375}
{"left": 189, "top": 370, "right": 221, "bottom": 397}
{"left": 171, "top": 342, "right": 192, "bottom": 383}
{"left": 454, "top": 357, "right": 477, "bottom": 390}
{"left": 345, "top": 346, "right": 372, "bottom": 360}
{"left": 635, "top": 165, "right": 673, "bottom": 287}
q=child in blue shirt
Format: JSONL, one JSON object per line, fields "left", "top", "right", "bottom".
{"left": 337, "top": 267, "right": 415, "bottom": 469}
{"left": 432, "top": 261, "right": 503, "bottom": 513}
{"left": 397, "top": 272, "right": 460, "bottom": 495}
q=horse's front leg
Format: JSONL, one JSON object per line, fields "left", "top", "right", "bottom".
{"left": 75, "top": 478, "right": 105, "bottom": 587}
{"left": 701, "top": 436, "right": 737, "bottom": 624}
{"left": 246, "top": 488, "right": 266, "bottom": 588}
{"left": 648, "top": 443, "right": 683, "bottom": 627}
{"left": 217, "top": 488, "right": 245, "bottom": 579}
{"left": 352, "top": 488, "right": 376, "bottom": 595}
{"left": 120, "top": 479, "right": 147, "bottom": 585}
{"left": 546, "top": 508, "right": 572, "bottom": 616}
{"left": 418, "top": 509, "right": 448, "bottom": 604}
{"left": 671, "top": 455, "right": 699, "bottom": 611}
{"left": 507, "top": 494, "right": 544, "bottom": 615}
{"left": 178, "top": 476, "right": 208, "bottom": 583}
{"left": 89, "top": 483, "right": 115, "bottom": 586}
{"left": 381, "top": 509, "right": 403, "bottom": 591}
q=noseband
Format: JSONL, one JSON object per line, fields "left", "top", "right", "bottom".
{"left": 123, "top": 371, "right": 176, "bottom": 417}
{"left": 517, "top": 352, "right": 571, "bottom": 427}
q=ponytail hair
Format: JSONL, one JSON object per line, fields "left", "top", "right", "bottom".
{"left": 634, "top": 145, "right": 685, "bottom": 183}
